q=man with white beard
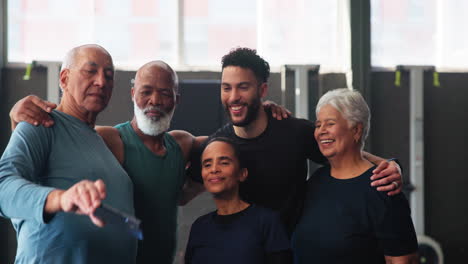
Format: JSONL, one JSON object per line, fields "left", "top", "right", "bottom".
{"left": 96, "top": 61, "right": 204, "bottom": 264}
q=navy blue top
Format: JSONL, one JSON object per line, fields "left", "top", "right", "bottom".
{"left": 292, "top": 166, "right": 418, "bottom": 264}
{"left": 185, "top": 204, "right": 291, "bottom": 264}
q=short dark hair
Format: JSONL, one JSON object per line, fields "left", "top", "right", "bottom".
{"left": 202, "top": 137, "right": 245, "bottom": 168}
{"left": 221, "top": 47, "right": 270, "bottom": 84}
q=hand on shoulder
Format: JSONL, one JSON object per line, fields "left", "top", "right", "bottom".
{"left": 10, "top": 95, "right": 57, "bottom": 130}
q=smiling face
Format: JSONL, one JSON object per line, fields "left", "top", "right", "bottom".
{"left": 221, "top": 66, "right": 267, "bottom": 127}
{"left": 314, "top": 104, "right": 362, "bottom": 160}
{"left": 201, "top": 141, "right": 248, "bottom": 197}
{"left": 60, "top": 46, "right": 114, "bottom": 114}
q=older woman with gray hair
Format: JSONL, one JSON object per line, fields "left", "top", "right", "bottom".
{"left": 292, "top": 88, "right": 418, "bottom": 264}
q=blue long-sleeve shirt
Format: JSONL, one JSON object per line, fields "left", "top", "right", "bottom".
{"left": 0, "top": 110, "right": 137, "bottom": 264}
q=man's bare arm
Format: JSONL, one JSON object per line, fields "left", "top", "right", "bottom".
{"left": 169, "top": 130, "right": 200, "bottom": 162}
{"left": 95, "top": 126, "right": 125, "bottom": 164}
{"left": 169, "top": 131, "right": 207, "bottom": 205}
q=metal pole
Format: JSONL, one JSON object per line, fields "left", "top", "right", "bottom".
{"left": 46, "top": 62, "right": 61, "bottom": 103}
{"left": 176, "top": 0, "right": 185, "bottom": 67}
{"left": 281, "top": 65, "right": 320, "bottom": 119}
{"left": 402, "top": 66, "right": 444, "bottom": 263}
{"left": 280, "top": 65, "right": 287, "bottom": 109}
{"left": 295, "top": 66, "right": 309, "bottom": 119}
{"left": 401, "top": 65, "right": 434, "bottom": 235}
{"left": 410, "top": 67, "right": 425, "bottom": 235}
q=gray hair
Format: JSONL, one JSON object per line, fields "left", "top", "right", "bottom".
{"left": 60, "top": 48, "right": 77, "bottom": 72}
{"left": 61, "top": 44, "right": 113, "bottom": 71}
{"left": 315, "top": 88, "right": 370, "bottom": 150}
{"left": 132, "top": 60, "right": 179, "bottom": 94}
{"left": 59, "top": 47, "right": 79, "bottom": 90}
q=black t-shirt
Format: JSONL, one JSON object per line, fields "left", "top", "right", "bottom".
{"left": 292, "top": 166, "right": 418, "bottom": 264}
{"left": 185, "top": 204, "right": 291, "bottom": 264}
{"left": 190, "top": 112, "right": 326, "bottom": 234}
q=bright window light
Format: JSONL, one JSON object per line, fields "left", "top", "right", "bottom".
{"left": 371, "top": 0, "right": 468, "bottom": 70}
{"left": 8, "top": 0, "right": 350, "bottom": 71}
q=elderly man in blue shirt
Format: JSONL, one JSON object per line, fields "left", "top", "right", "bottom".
{"left": 0, "top": 44, "right": 137, "bottom": 264}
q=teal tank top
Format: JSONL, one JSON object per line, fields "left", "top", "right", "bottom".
{"left": 115, "top": 121, "right": 185, "bottom": 264}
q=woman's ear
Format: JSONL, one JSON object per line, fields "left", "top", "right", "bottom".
{"left": 353, "top": 123, "right": 363, "bottom": 143}
{"left": 239, "top": 168, "right": 248, "bottom": 182}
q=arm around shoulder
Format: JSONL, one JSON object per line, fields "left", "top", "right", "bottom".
{"left": 10, "top": 95, "right": 57, "bottom": 131}
{"left": 169, "top": 130, "right": 195, "bottom": 161}
{"left": 169, "top": 130, "right": 208, "bottom": 162}
{"left": 95, "top": 126, "right": 124, "bottom": 164}
{"left": 364, "top": 151, "right": 403, "bottom": 195}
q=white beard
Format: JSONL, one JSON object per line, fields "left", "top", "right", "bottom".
{"left": 133, "top": 103, "right": 175, "bottom": 136}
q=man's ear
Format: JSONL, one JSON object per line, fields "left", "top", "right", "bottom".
{"left": 259, "top": 82, "right": 268, "bottom": 99}
{"left": 131, "top": 87, "right": 135, "bottom": 101}
{"left": 175, "top": 93, "right": 180, "bottom": 105}
{"left": 239, "top": 168, "right": 248, "bottom": 182}
{"left": 59, "top": 69, "right": 69, "bottom": 92}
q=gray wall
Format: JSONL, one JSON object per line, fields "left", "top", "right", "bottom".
{"left": 423, "top": 73, "right": 468, "bottom": 263}
{"left": 371, "top": 70, "right": 468, "bottom": 263}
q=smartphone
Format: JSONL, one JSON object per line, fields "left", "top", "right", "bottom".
{"left": 94, "top": 203, "right": 143, "bottom": 240}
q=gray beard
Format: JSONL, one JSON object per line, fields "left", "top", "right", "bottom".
{"left": 133, "top": 103, "right": 174, "bottom": 136}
